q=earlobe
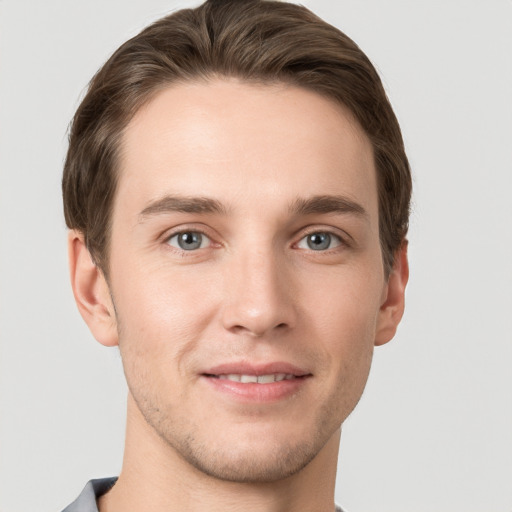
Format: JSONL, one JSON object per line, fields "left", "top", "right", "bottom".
{"left": 374, "top": 241, "right": 409, "bottom": 346}
{"left": 67, "top": 230, "right": 119, "bottom": 347}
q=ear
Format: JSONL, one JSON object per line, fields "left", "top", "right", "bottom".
{"left": 374, "top": 241, "right": 409, "bottom": 346}
{"left": 67, "top": 230, "right": 118, "bottom": 347}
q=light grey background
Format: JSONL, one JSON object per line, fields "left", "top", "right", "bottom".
{"left": 1, "top": 1, "right": 511, "bottom": 511}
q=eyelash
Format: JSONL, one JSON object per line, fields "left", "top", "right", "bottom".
{"left": 162, "top": 227, "right": 349, "bottom": 254}
{"left": 295, "top": 230, "right": 345, "bottom": 252}
{"left": 164, "top": 227, "right": 215, "bottom": 252}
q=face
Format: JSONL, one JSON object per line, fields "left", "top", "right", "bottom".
{"left": 95, "top": 79, "right": 402, "bottom": 482}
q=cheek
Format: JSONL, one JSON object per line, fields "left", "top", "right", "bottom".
{"left": 112, "top": 263, "right": 218, "bottom": 380}
{"left": 114, "top": 254, "right": 216, "bottom": 326}
{"left": 318, "top": 299, "right": 376, "bottom": 385}
{"left": 307, "top": 264, "right": 383, "bottom": 381}
{"left": 306, "top": 260, "right": 383, "bottom": 335}
{"left": 318, "top": 296, "right": 377, "bottom": 417}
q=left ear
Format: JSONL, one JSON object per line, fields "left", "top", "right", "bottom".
{"left": 374, "top": 241, "right": 409, "bottom": 346}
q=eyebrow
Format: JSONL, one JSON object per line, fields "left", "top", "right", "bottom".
{"left": 138, "top": 193, "right": 368, "bottom": 222}
{"left": 139, "top": 195, "right": 227, "bottom": 221}
{"left": 289, "top": 195, "right": 368, "bottom": 219}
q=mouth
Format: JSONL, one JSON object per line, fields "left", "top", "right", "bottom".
{"left": 201, "top": 363, "right": 311, "bottom": 402}
{"left": 204, "top": 373, "right": 304, "bottom": 383}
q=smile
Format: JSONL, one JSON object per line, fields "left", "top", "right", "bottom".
{"left": 213, "top": 373, "right": 298, "bottom": 383}
{"left": 201, "top": 364, "right": 311, "bottom": 403}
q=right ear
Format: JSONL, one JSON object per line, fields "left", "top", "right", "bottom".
{"left": 67, "top": 230, "right": 118, "bottom": 347}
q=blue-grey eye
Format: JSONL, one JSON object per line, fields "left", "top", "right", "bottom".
{"left": 297, "top": 232, "right": 341, "bottom": 251}
{"left": 168, "top": 231, "right": 209, "bottom": 250}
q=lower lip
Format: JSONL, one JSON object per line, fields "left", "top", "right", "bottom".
{"left": 201, "top": 375, "right": 310, "bottom": 403}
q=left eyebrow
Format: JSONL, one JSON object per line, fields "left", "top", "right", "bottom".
{"left": 289, "top": 194, "right": 369, "bottom": 220}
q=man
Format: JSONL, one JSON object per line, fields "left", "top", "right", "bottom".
{"left": 62, "top": 0, "right": 411, "bottom": 510}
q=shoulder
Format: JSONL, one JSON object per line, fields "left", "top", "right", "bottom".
{"left": 61, "top": 478, "right": 118, "bottom": 512}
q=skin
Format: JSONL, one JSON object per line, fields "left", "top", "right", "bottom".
{"left": 69, "top": 79, "right": 408, "bottom": 512}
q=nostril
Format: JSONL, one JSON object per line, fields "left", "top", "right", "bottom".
{"left": 228, "top": 322, "right": 288, "bottom": 337}
{"left": 221, "top": 294, "right": 296, "bottom": 336}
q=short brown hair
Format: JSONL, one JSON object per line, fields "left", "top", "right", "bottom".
{"left": 62, "top": 0, "right": 411, "bottom": 276}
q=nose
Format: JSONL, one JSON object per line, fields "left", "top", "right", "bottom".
{"left": 221, "top": 247, "right": 297, "bottom": 337}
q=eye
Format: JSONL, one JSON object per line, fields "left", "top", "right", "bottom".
{"left": 167, "top": 231, "right": 210, "bottom": 251}
{"left": 297, "top": 232, "right": 342, "bottom": 251}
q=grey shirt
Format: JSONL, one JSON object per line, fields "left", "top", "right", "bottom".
{"left": 62, "top": 478, "right": 117, "bottom": 512}
{"left": 62, "top": 477, "right": 346, "bottom": 512}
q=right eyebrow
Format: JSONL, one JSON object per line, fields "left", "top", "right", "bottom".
{"left": 138, "top": 195, "right": 228, "bottom": 222}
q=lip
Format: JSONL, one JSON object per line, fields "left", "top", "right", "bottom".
{"left": 204, "top": 361, "right": 310, "bottom": 377}
{"left": 201, "top": 361, "right": 312, "bottom": 403}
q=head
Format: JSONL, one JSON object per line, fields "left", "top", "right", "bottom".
{"left": 63, "top": 0, "right": 411, "bottom": 278}
{"left": 64, "top": 0, "right": 411, "bottom": 484}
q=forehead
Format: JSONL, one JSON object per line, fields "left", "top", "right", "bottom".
{"left": 116, "top": 79, "right": 377, "bottom": 221}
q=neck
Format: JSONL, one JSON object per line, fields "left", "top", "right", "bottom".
{"left": 98, "top": 394, "right": 341, "bottom": 512}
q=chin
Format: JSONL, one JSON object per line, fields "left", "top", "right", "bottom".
{"left": 171, "top": 435, "right": 323, "bottom": 483}
{"left": 148, "top": 405, "right": 344, "bottom": 484}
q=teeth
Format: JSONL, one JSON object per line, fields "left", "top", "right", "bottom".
{"left": 257, "top": 374, "right": 276, "bottom": 384}
{"left": 217, "top": 373, "right": 296, "bottom": 384}
{"left": 240, "top": 375, "right": 258, "bottom": 383}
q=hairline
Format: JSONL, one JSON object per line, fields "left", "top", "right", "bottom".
{"left": 97, "top": 74, "right": 386, "bottom": 280}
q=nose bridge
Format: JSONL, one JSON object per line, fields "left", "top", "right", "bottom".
{"left": 222, "top": 241, "right": 295, "bottom": 336}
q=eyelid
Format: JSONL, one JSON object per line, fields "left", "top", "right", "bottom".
{"left": 161, "top": 224, "right": 220, "bottom": 249}
{"left": 159, "top": 224, "right": 351, "bottom": 252}
{"left": 167, "top": 231, "right": 211, "bottom": 250}
{"left": 294, "top": 225, "right": 351, "bottom": 247}
{"left": 296, "top": 232, "right": 343, "bottom": 251}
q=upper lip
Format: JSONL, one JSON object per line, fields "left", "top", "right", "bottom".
{"left": 203, "top": 361, "right": 311, "bottom": 377}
